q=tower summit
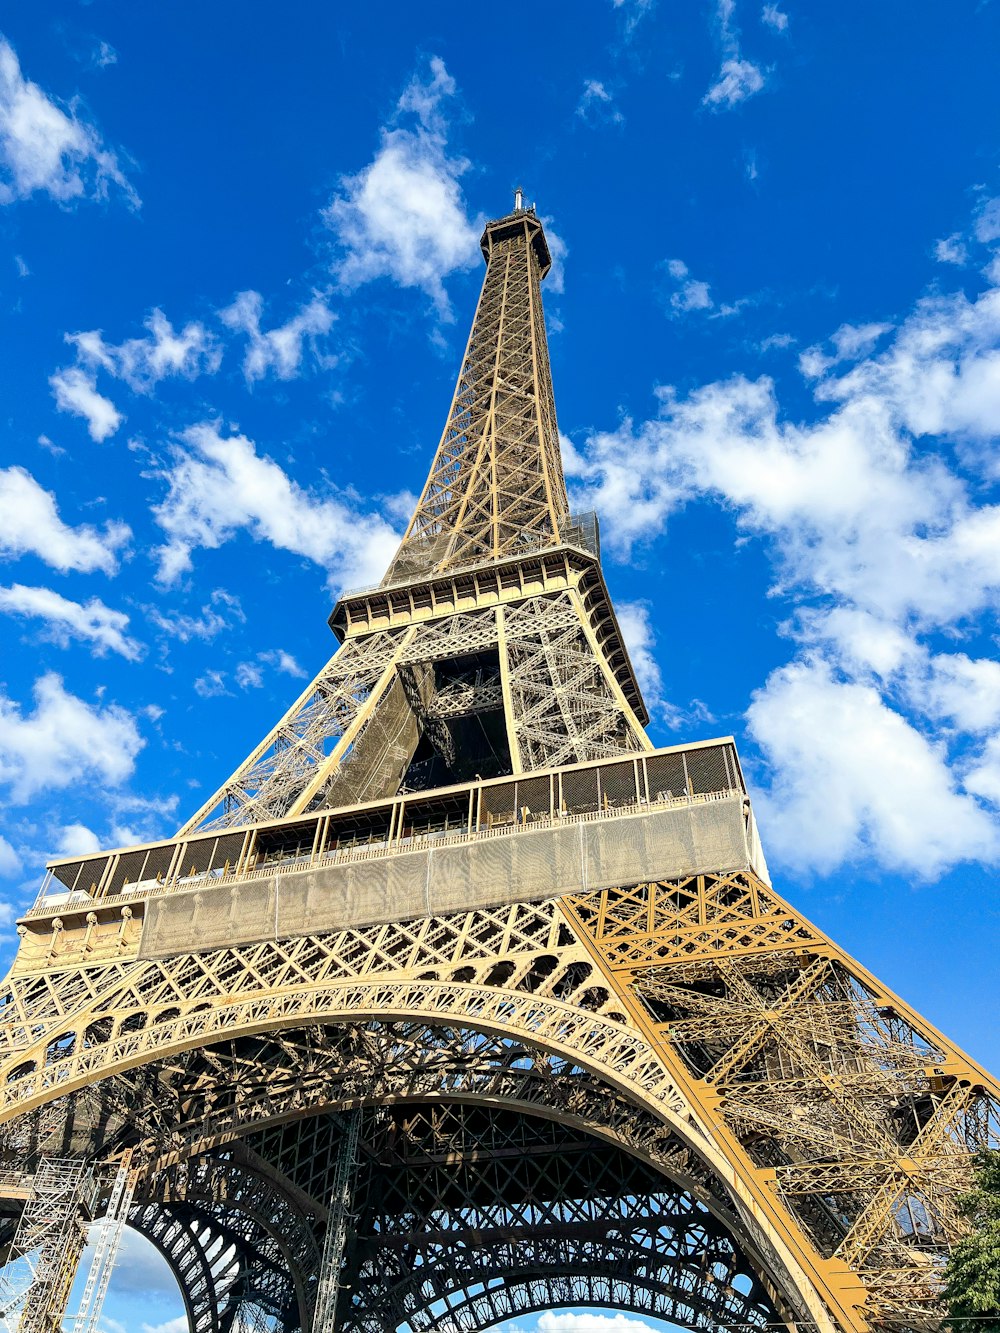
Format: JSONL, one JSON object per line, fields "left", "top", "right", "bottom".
{"left": 1, "top": 197, "right": 997, "bottom": 1333}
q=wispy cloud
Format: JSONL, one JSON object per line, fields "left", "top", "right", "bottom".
{"left": 145, "top": 588, "right": 243, "bottom": 642}
{"left": 662, "top": 257, "right": 751, "bottom": 318}
{"left": 220, "top": 291, "right": 335, "bottom": 383}
{"left": 235, "top": 648, "right": 307, "bottom": 689}
{"left": 68, "top": 308, "right": 222, "bottom": 393}
{"left": 50, "top": 306, "right": 225, "bottom": 442}
{"left": 0, "top": 584, "right": 142, "bottom": 659}
{"left": 152, "top": 421, "right": 400, "bottom": 589}
{"left": 324, "top": 57, "right": 481, "bottom": 317}
{"left": 703, "top": 0, "right": 767, "bottom": 110}
{"left": 0, "top": 467, "right": 129, "bottom": 573}
{"left": 0, "top": 35, "right": 136, "bottom": 206}
{"left": 0, "top": 673, "right": 144, "bottom": 804}
{"left": 664, "top": 258, "right": 713, "bottom": 314}
{"left": 576, "top": 80, "right": 625, "bottom": 127}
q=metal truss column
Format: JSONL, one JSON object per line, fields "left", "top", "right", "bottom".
{"left": 312, "top": 1112, "right": 361, "bottom": 1333}
{"left": 0, "top": 1156, "right": 93, "bottom": 1333}
{"left": 69, "top": 1150, "right": 138, "bottom": 1333}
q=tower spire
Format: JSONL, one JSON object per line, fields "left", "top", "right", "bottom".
{"left": 384, "top": 202, "right": 568, "bottom": 583}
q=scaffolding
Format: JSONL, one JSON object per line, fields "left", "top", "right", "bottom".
{"left": 0, "top": 1158, "right": 93, "bottom": 1333}
{"left": 69, "top": 1150, "right": 137, "bottom": 1333}
{"left": 312, "top": 1112, "right": 361, "bottom": 1333}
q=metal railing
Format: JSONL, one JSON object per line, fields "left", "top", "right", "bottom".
{"left": 28, "top": 741, "right": 745, "bottom": 920}
{"left": 337, "top": 511, "right": 601, "bottom": 601}
{"left": 27, "top": 786, "right": 742, "bottom": 920}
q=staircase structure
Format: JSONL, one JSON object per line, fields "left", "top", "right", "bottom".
{"left": 0, "top": 198, "right": 996, "bottom": 1333}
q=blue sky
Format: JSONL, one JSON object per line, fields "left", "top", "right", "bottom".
{"left": 3, "top": 1, "right": 1000, "bottom": 1328}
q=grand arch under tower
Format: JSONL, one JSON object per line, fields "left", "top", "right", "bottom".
{"left": 0, "top": 199, "right": 997, "bottom": 1333}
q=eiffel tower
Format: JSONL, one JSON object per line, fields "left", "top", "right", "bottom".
{"left": 0, "top": 197, "right": 997, "bottom": 1333}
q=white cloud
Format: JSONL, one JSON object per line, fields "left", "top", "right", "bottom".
{"left": 974, "top": 197, "right": 1000, "bottom": 245}
{"left": 235, "top": 661, "right": 263, "bottom": 689}
{"left": 572, "top": 372, "right": 1000, "bottom": 629}
{"left": 69, "top": 308, "right": 222, "bottom": 393}
{"left": 935, "top": 233, "right": 968, "bottom": 266}
{"left": 964, "top": 734, "right": 1000, "bottom": 808}
{"left": 193, "top": 670, "right": 229, "bottom": 698}
{"left": 146, "top": 588, "right": 243, "bottom": 642}
{"left": 538, "top": 1314, "right": 666, "bottom": 1333}
{"left": 56, "top": 822, "right": 102, "bottom": 856}
{"left": 704, "top": 1, "right": 767, "bottom": 109}
{"left": 152, "top": 422, "right": 400, "bottom": 589}
{"left": 0, "top": 584, "right": 142, "bottom": 659}
{"left": 0, "top": 467, "right": 129, "bottom": 573}
{"left": 219, "top": 291, "right": 334, "bottom": 382}
{"left": 761, "top": 4, "right": 788, "bottom": 30}
{"left": 807, "top": 279, "right": 1000, "bottom": 458}
{"left": 324, "top": 57, "right": 481, "bottom": 316}
{"left": 0, "top": 834, "right": 21, "bottom": 878}
{"left": 704, "top": 58, "right": 766, "bottom": 108}
{"left": 0, "top": 35, "right": 136, "bottom": 206}
{"left": 260, "top": 648, "right": 307, "bottom": 677}
{"left": 49, "top": 366, "right": 123, "bottom": 441}
{"left": 0, "top": 673, "right": 143, "bottom": 804}
{"left": 665, "top": 258, "right": 714, "bottom": 314}
{"left": 747, "top": 658, "right": 999, "bottom": 878}
{"left": 140, "top": 1320, "right": 188, "bottom": 1333}
{"left": 923, "top": 654, "right": 1000, "bottom": 733}
{"left": 576, "top": 80, "right": 625, "bottom": 127}
{"left": 804, "top": 608, "right": 1000, "bottom": 737}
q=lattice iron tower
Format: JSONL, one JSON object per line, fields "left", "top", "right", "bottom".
{"left": 0, "top": 198, "right": 997, "bottom": 1333}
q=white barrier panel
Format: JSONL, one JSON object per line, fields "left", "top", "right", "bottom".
{"left": 140, "top": 794, "right": 752, "bottom": 959}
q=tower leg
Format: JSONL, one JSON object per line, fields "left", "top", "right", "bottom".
{"left": 0, "top": 1157, "right": 93, "bottom": 1333}
{"left": 311, "top": 1113, "right": 360, "bottom": 1333}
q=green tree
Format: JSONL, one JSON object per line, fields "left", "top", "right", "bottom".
{"left": 943, "top": 1149, "right": 1000, "bottom": 1333}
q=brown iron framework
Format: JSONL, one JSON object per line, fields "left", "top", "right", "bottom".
{"left": 0, "top": 198, "right": 996, "bottom": 1333}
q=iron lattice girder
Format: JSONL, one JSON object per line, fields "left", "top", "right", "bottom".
{"left": 388, "top": 211, "right": 567, "bottom": 580}
{"left": 561, "top": 877, "right": 1000, "bottom": 1321}
{"left": 180, "top": 575, "right": 649, "bottom": 833}
{"left": 130, "top": 1198, "right": 295, "bottom": 1333}
{"left": 2, "top": 874, "right": 998, "bottom": 1330}
{"left": 241, "top": 1102, "right": 779, "bottom": 1333}
{"left": 346, "top": 1124, "right": 776, "bottom": 1333}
